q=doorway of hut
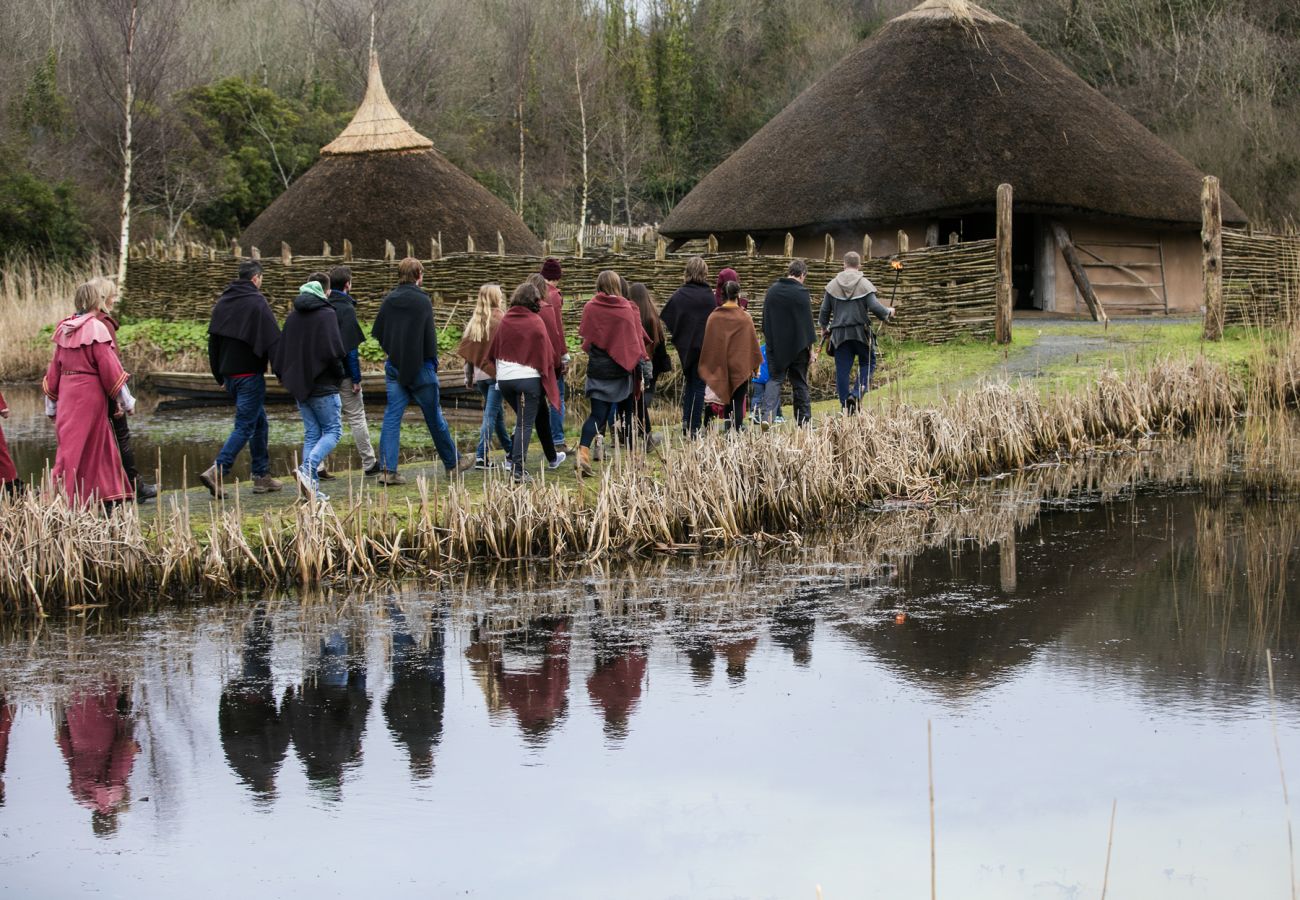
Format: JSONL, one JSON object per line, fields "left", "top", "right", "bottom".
{"left": 939, "top": 213, "right": 1044, "bottom": 310}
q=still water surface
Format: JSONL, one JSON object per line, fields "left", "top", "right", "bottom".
{"left": 0, "top": 467, "right": 1298, "bottom": 898}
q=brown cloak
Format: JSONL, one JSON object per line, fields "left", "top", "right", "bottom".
{"left": 698, "top": 305, "right": 762, "bottom": 401}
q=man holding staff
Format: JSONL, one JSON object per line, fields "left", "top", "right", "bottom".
{"left": 819, "top": 252, "right": 895, "bottom": 413}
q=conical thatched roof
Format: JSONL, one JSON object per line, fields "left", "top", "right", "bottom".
{"left": 660, "top": 0, "right": 1246, "bottom": 239}
{"left": 241, "top": 53, "right": 540, "bottom": 259}
{"left": 321, "top": 54, "right": 433, "bottom": 155}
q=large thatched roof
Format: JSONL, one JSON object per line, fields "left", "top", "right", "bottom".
{"left": 660, "top": 0, "right": 1247, "bottom": 239}
{"left": 242, "top": 53, "right": 540, "bottom": 258}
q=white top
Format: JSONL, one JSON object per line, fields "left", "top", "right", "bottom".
{"left": 496, "top": 359, "right": 541, "bottom": 381}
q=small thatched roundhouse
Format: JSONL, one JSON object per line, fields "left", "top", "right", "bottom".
{"left": 660, "top": 0, "right": 1247, "bottom": 315}
{"left": 241, "top": 54, "right": 541, "bottom": 259}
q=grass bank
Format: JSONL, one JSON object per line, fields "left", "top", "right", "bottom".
{"left": 3, "top": 323, "right": 1299, "bottom": 617}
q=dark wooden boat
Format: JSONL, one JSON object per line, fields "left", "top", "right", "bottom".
{"left": 149, "top": 370, "right": 481, "bottom": 408}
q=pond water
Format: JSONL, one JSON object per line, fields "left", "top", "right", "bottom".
{"left": 0, "top": 457, "right": 1297, "bottom": 899}
{"left": 0, "top": 384, "right": 537, "bottom": 489}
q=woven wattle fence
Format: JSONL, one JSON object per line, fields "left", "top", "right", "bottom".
{"left": 123, "top": 240, "right": 998, "bottom": 342}
{"left": 1223, "top": 228, "right": 1300, "bottom": 328}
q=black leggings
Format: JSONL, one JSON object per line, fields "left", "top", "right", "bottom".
{"left": 581, "top": 397, "right": 618, "bottom": 449}
{"left": 498, "top": 377, "right": 557, "bottom": 477}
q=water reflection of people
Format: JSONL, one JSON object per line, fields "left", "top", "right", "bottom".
{"left": 466, "top": 617, "right": 570, "bottom": 746}
{"left": 770, "top": 598, "right": 816, "bottom": 667}
{"left": 718, "top": 636, "right": 758, "bottom": 684}
{"left": 586, "top": 621, "right": 648, "bottom": 741}
{"left": 55, "top": 679, "right": 139, "bottom": 836}
{"left": 0, "top": 695, "right": 12, "bottom": 806}
{"left": 286, "top": 628, "right": 370, "bottom": 796}
{"left": 218, "top": 607, "right": 291, "bottom": 804}
{"left": 382, "top": 603, "right": 445, "bottom": 779}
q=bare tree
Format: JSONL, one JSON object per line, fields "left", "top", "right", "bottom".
{"left": 74, "top": 0, "right": 188, "bottom": 279}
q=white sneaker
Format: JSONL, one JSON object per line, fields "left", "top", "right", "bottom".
{"left": 548, "top": 451, "right": 567, "bottom": 469}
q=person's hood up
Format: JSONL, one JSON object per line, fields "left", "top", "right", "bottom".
{"left": 293, "top": 283, "right": 330, "bottom": 313}
{"left": 827, "top": 269, "right": 877, "bottom": 301}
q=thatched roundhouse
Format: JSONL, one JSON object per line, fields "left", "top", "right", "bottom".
{"left": 241, "top": 54, "right": 541, "bottom": 259}
{"left": 660, "top": 0, "right": 1247, "bottom": 315}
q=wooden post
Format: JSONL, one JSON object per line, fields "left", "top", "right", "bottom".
{"left": 280, "top": 242, "right": 292, "bottom": 266}
{"left": 897, "top": 230, "right": 910, "bottom": 255}
{"left": 784, "top": 233, "right": 795, "bottom": 257}
{"left": 231, "top": 240, "right": 241, "bottom": 258}
{"left": 431, "top": 237, "right": 441, "bottom": 261}
{"left": 497, "top": 232, "right": 505, "bottom": 257}
{"left": 926, "top": 222, "right": 940, "bottom": 248}
{"left": 250, "top": 245, "right": 261, "bottom": 261}
{"left": 541, "top": 238, "right": 551, "bottom": 258}
{"left": 745, "top": 235, "right": 756, "bottom": 258}
{"left": 949, "top": 232, "right": 959, "bottom": 245}
{"left": 613, "top": 233, "right": 624, "bottom": 254}
{"left": 655, "top": 237, "right": 667, "bottom": 261}
{"left": 465, "top": 234, "right": 475, "bottom": 255}
{"left": 996, "top": 183, "right": 1013, "bottom": 345}
{"left": 999, "top": 531, "right": 1017, "bottom": 594}
{"left": 862, "top": 234, "right": 872, "bottom": 260}
{"left": 824, "top": 233, "right": 835, "bottom": 264}
{"left": 1202, "top": 175, "right": 1224, "bottom": 341}
{"left": 322, "top": 242, "right": 331, "bottom": 257}
{"left": 1051, "top": 220, "right": 1107, "bottom": 324}
{"left": 342, "top": 239, "right": 353, "bottom": 261}
{"left": 706, "top": 234, "right": 718, "bottom": 254}
{"left": 384, "top": 240, "right": 396, "bottom": 262}
{"left": 406, "top": 241, "right": 415, "bottom": 260}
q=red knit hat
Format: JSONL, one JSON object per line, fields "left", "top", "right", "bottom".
{"left": 541, "top": 257, "right": 563, "bottom": 281}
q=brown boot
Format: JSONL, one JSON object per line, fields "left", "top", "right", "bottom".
{"left": 199, "top": 464, "right": 225, "bottom": 499}
{"left": 252, "top": 475, "right": 283, "bottom": 494}
{"left": 576, "top": 446, "right": 593, "bottom": 477}
{"left": 378, "top": 470, "right": 407, "bottom": 486}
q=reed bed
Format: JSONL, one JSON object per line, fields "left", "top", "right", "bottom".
{"left": 4, "top": 336, "right": 1300, "bottom": 617}
{"left": 0, "top": 255, "right": 97, "bottom": 381}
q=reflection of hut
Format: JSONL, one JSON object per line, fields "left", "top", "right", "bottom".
{"left": 659, "top": 0, "right": 1247, "bottom": 315}
{"left": 840, "top": 498, "right": 1196, "bottom": 698}
{"left": 241, "top": 53, "right": 541, "bottom": 259}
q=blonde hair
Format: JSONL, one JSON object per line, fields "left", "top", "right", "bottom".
{"left": 74, "top": 277, "right": 117, "bottom": 315}
{"left": 464, "top": 283, "right": 505, "bottom": 342}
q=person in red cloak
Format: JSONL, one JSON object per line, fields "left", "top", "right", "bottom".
{"left": 56, "top": 679, "right": 139, "bottom": 836}
{"left": 574, "top": 270, "right": 649, "bottom": 476}
{"left": 42, "top": 278, "right": 135, "bottom": 506}
{"left": 0, "top": 391, "right": 19, "bottom": 496}
{"left": 586, "top": 624, "right": 648, "bottom": 742}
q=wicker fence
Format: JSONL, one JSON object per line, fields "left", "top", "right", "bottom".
{"left": 1223, "top": 228, "right": 1300, "bottom": 328}
{"left": 123, "top": 240, "right": 998, "bottom": 342}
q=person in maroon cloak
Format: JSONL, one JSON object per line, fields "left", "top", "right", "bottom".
{"left": 42, "top": 278, "right": 135, "bottom": 506}
{"left": 713, "top": 267, "right": 749, "bottom": 310}
{"left": 487, "top": 281, "right": 566, "bottom": 482}
{"left": 574, "top": 270, "right": 649, "bottom": 476}
{"left": 0, "top": 391, "right": 19, "bottom": 496}
{"left": 56, "top": 679, "right": 139, "bottom": 836}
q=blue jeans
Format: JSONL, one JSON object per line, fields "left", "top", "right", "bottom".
{"left": 681, "top": 361, "right": 706, "bottom": 436}
{"left": 298, "top": 393, "right": 343, "bottom": 480}
{"left": 475, "top": 380, "right": 513, "bottom": 460}
{"left": 215, "top": 374, "right": 270, "bottom": 477}
{"left": 548, "top": 383, "right": 566, "bottom": 446}
{"left": 833, "top": 339, "right": 875, "bottom": 406}
{"left": 380, "top": 360, "right": 460, "bottom": 472}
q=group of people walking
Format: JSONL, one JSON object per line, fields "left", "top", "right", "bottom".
{"left": 13, "top": 250, "right": 894, "bottom": 506}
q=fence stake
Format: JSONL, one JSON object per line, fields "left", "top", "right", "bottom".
{"left": 898, "top": 230, "right": 910, "bottom": 255}
{"left": 996, "top": 183, "right": 1013, "bottom": 345}
{"left": 343, "top": 239, "right": 353, "bottom": 261}
{"left": 1202, "top": 175, "right": 1224, "bottom": 341}
{"left": 824, "top": 233, "right": 835, "bottom": 264}
{"left": 280, "top": 242, "right": 292, "bottom": 266}
{"left": 863, "top": 234, "right": 872, "bottom": 260}
{"left": 784, "top": 233, "right": 794, "bottom": 257}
